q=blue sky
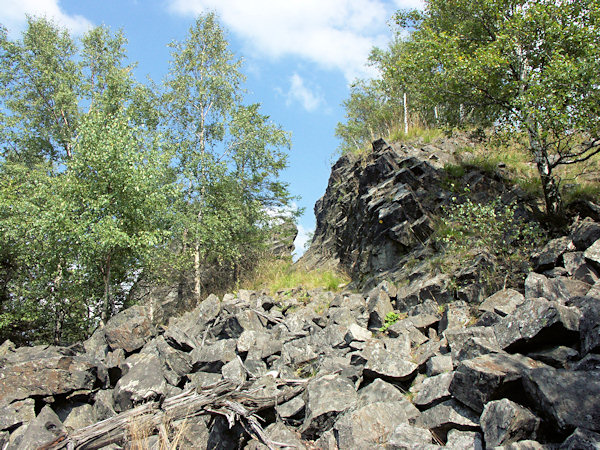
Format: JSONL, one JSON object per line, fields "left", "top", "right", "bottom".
{"left": 1, "top": 0, "right": 423, "bottom": 257}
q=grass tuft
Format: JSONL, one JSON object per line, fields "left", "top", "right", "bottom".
{"left": 240, "top": 258, "right": 349, "bottom": 294}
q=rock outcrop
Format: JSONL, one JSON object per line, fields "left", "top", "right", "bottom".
{"left": 299, "top": 137, "right": 537, "bottom": 293}
{"left": 1, "top": 216, "right": 599, "bottom": 448}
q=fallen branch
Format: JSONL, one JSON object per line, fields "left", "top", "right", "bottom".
{"left": 39, "top": 378, "right": 305, "bottom": 450}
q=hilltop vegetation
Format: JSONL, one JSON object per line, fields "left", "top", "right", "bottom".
{"left": 0, "top": 14, "right": 294, "bottom": 344}
{"left": 337, "top": 0, "right": 600, "bottom": 218}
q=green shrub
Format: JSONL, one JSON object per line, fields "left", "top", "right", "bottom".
{"left": 435, "top": 191, "right": 546, "bottom": 291}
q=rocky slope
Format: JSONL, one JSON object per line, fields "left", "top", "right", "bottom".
{"left": 1, "top": 218, "right": 600, "bottom": 448}
{"left": 1, "top": 137, "right": 600, "bottom": 449}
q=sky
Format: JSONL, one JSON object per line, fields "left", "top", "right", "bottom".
{"left": 1, "top": 0, "right": 424, "bottom": 258}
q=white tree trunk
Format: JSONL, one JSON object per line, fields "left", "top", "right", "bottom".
{"left": 403, "top": 92, "right": 409, "bottom": 134}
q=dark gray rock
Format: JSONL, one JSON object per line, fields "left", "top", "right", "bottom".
{"left": 407, "top": 313, "right": 440, "bottom": 333}
{"left": 413, "top": 372, "right": 453, "bottom": 409}
{"left": 494, "top": 298, "right": 580, "bottom": 352}
{"left": 247, "top": 422, "right": 307, "bottom": 450}
{"left": 221, "top": 358, "right": 246, "bottom": 384}
{"left": 163, "top": 325, "right": 196, "bottom": 352}
{"left": 0, "top": 398, "right": 35, "bottom": 432}
{"left": 416, "top": 399, "right": 479, "bottom": 441}
{"left": 113, "top": 352, "right": 167, "bottom": 411}
{"left": 564, "top": 252, "right": 600, "bottom": 285}
{"left": 93, "top": 389, "right": 116, "bottom": 421}
{"left": 480, "top": 399, "right": 540, "bottom": 447}
{"left": 560, "top": 427, "right": 600, "bottom": 450}
{"left": 523, "top": 367, "right": 600, "bottom": 433}
{"left": 426, "top": 355, "right": 453, "bottom": 376}
{"left": 479, "top": 289, "right": 525, "bottom": 317}
{"left": 282, "top": 336, "right": 318, "bottom": 367}
{"left": 58, "top": 402, "right": 95, "bottom": 430}
{"left": 412, "top": 338, "right": 444, "bottom": 368}
{"left": 300, "top": 373, "right": 357, "bottom": 439}
{"left": 532, "top": 236, "right": 574, "bottom": 271}
{"left": 82, "top": 327, "right": 109, "bottom": 362}
{"left": 154, "top": 336, "right": 192, "bottom": 386}
{"left": 396, "top": 275, "right": 452, "bottom": 312}
{"left": 366, "top": 287, "right": 394, "bottom": 330}
{"left": 572, "top": 354, "right": 600, "bottom": 371}
{"left": 387, "top": 320, "right": 429, "bottom": 347}
{"left": 276, "top": 395, "right": 305, "bottom": 419}
{"left": 171, "top": 416, "right": 210, "bottom": 450}
{"left": 524, "top": 272, "right": 573, "bottom": 304}
{"left": 333, "top": 400, "right": 421, "bottom": 449}
{"left": 190, "top": 339, "right": 237, "bottom": 372}
{"left": 578, "top": 296, "right": 600, "bottom": 356}
{"left": 526, "top": 346, "right": 579, "bottom": 369}
{"left": 186, "top": 371, "right": 222, "bottom": 388}
{"left": 572, "top": 219, "right": 600, "bottom": 251}
{"left": 16, "top": 406, "right": 65, "bottom": 450}
{"left": 450, "top": 352, "right": 546, "bottom": 413}
{"left": 445, "top": 326, "right": 500, "bottom": 362}
{"left": 0, "top": 346, "right": 102, "bottom": 404}
{"left": 445, "top": 429, "right": 483, "bottom": 449}
{"left": 344, "top": 323, "right": 372, "bottom": 344}
{"left": 167, "top": 293, "right": 221, "bottom": 343}
{"left": 387, "top": 423, "right": 435, "bottom": 449}
{"left": 104, "top": 305, "right": 156, "bottom": 353}
{"left": 475, "top": 310, "right": 503, "bottom": 327}
{"left": 363, "top": 343, "right": 418, "bottom": 382}
{"left": 357, "top": 378, "right": 408, "bottom": 407}
{"left": 438, "top": 301, "right": 473, "bottom": 333}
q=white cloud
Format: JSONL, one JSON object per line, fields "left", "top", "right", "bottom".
{"left": 1, "top": 0, "right": 93, "bottom": 36}
{"left": 285, "top": 73, "right": 324, "bottom": 112}
{"left": 293, "top": 224, "right": 314, "bottom": 260}
{"left": 166, "top": 0, "right": 407, "bottom": 81}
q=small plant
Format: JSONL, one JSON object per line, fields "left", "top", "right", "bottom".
{"left": 379, "top": 311, "right": 401, "bottom": 332}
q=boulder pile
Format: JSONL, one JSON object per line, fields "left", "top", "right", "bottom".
{"left": 1, "top": 218, "right": 600, "bottom": 448}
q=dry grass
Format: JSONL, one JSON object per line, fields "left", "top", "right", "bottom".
{"left": 125, "top": 415, "right": 187, "bottom": 450}
{"left": 452, "top": 129, "right": 600, "bottom": 210}
{"left": 239, "top": 258, "right": 349, "bottom": 294}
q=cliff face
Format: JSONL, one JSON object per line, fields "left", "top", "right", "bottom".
{"left": 300, "top": 137, "right": 532, "bottom": 291}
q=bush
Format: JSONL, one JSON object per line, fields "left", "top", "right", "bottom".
{"left": 435, "top": 190, "right": 546, "bottom": 291}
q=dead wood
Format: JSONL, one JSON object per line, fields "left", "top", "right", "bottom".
{"left": 38, "top": 378, "right": 306, "bottom": 450}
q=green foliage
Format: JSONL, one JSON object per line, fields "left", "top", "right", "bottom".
{"left": 435, "top": 189, "right": 546, "bottom": 291}
{"left": 339, "top": 1, "right": 600, "bottom": 217}
{"left": 0, "top": 15, "right": 293, "bottom": 344}
{"left": 379, "top": 311, "right": 402, "bottom": 332}
{"left": 405, "top": 0, "right": 600, "bottom": 216}
{"left": 160, "top": 13, "right": 294, "bottom": 298}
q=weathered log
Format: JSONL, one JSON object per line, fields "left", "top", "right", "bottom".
{"left": 39, "top": 378, "right": 306, "bottom": 450}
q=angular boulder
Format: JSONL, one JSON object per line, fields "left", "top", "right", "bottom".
{"left": 104, "top": 305, "right": 156, "bottom": 353}
{"left": 523, "top": 367, "right": 600, "bottom": 433}
{"left": 480, "top": 399, "right": 540, "bottom": 447}
{"left": 493, "top": 298, "right": 580, "bottom": 352}
{"left": 333, "top": 400, "right": 421, "bottom": 449}
{"left": 416, "top": 399, "right": 479, "bottom": 441}
{"left": 450, "top": 352, "right": 546, "bottom": 413}
{"left": 479, "top": 289, "right": 525, "bottom": 317}
{"left": 0, "top": 346, "right": 102, "bottom": 404}
{"left": 113, "top": 352, "right": 167, "bottom": 411}
{"left": 413, "top": 372, "right": 453, "bottom": 409}
{"left": 300, "top": 374, "right": 357, "bottom": 439}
